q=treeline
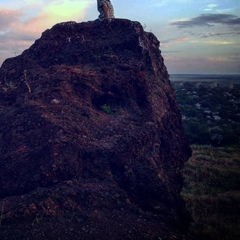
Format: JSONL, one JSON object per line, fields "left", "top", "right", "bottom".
{"left": 183, "top": 120, "right": 240, "bottom": 146}
{"left": 173, "top": 82, "right": 240, "bottom": 146}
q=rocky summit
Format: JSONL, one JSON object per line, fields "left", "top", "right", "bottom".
{"left": 0, "top": 19, "right": 191, "bottom": 239}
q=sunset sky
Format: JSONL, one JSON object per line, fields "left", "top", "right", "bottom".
{"left": 0, "top": 0, "right": 239, "bottom": 74}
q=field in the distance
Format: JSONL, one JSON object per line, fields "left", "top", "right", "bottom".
{"left": 182, "top": 145, "right": 240, "bottom": 240}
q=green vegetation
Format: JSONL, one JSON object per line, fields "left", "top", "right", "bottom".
{"left": 31, "top": 212, "right": 45, "bottom": 226}
{"left": 182, "top": 145, "right": 240, "bottom": 240}
{"left": 173, "top": 82, "right": 240, "bottom": 146}
{"left": 101, "top": 104, "right": 112, "bottom": 114}
{"left": 100, "top": 104, "right": 122, "bottom": 115}
{"left": 170, "top": 82, "right": 240, "bottom": 238}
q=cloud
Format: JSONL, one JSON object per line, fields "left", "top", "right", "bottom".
{"left": 0, "top": 8, "right": 22, "bottom": 31}
{"left": 161, "top": 37, "right": 189, "bottom": 48}
{"left": 207, "top": 57, "right": 229, "bottom": 62}
{"left": 191, "top": 40, "right": 237, "bottom": 45}
{"left": 200, "top": 31, "right": 240, "bottom": 38}
{"left": 204, "top": 4, "right": 218, "bottom": 12}
{"left": 162, "top": 37, "right": 190, "bottom": 43}
{"left": 0, "top": 0, "right": 94, "bottom": 65}
{"left": 171, "top": 14, "right": 240, "bottom": 28}
{"left": 206, "top": 41, "right": 237, "bottom": 45}
{"left": 24, "top": 0, "right": 46, "bottom": 7}
{"left": 162, "top": 50, "right": 182, "bottom": 53}
{"left": 163, "top": 55, "right": 239, "bottom": 74}
{"left": 1, "top": 0, "right": 94, "bottom": 37}
{"left": 183, "top": 30, "right": 240, "bottom": 38}
{"left": 19, "top": 0, "right": 93, "bottom": 36}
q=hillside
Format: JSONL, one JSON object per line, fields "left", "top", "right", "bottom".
{"left": 182, "top": 145, "right": 240, "bottom": 240}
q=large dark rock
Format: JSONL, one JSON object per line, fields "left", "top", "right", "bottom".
{"left": 0, "top": 19, "right": 191, "bottom": 239}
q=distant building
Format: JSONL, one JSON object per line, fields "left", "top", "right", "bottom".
{"left": 172, "top": 81, "right": 237, "bottom": 90}
{"left": 204, "top": 110, "right": 212, "bottom": 114}
{"left": 220, "top": 82, "right": 234, "bottom": 89}
{"left": 213, "top": 115, "right": 221, "bottom": 120}
{"left": 195, "top": 103, "right": 201, "bottom": 109}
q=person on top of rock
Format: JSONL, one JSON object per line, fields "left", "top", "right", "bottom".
{"left": 97, "top": 0, "right": 115, "bottom": 21}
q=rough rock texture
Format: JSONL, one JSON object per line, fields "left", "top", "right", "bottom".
{"left": 0, "top": 19, "right": 191, "bottom": 239}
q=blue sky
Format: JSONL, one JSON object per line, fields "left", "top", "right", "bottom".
{"left": 0, "top": 0, "right": 239, "bottom": 74}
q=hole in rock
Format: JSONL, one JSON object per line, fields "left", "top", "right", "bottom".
{"left": 91, "top": 85, "right": 127, "bottom": 114}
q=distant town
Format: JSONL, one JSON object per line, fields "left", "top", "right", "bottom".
{"left": 172, "top": 80, "right": 238, "bottom": 89}
{"left": 172, "top": 81, "right": 240, "bottom": 146}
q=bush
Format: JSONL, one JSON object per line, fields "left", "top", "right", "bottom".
{"left": 182, "top": 146, "right": 240, "bottom": 240}
{"left": 183, "top": 120, "right": 211, "bottom": 145}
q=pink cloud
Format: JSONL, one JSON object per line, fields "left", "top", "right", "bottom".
{"left": 161, "top": 37, "right": 190, "bottom": 48}
{"left": 0, "top": 1, "right": 94, "bottom": 65}
{"left": 0, "top": 8, "right": 22, "bottom": 30}
{"left": 207, "top": 57, "right": 230, "bottom": 62}
{"left": 14, "top": 0, "right": 94, "bottom": 37}
{"left": 163, "top": 55, "right": 239, "bottom": 74}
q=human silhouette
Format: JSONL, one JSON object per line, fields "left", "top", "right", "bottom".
{"left": 97, "top": 0, "right": 115, "bottom": 21}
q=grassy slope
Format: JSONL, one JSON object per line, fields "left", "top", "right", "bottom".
{"left": 182, "top": 145, "right": 240, "bottom": 240}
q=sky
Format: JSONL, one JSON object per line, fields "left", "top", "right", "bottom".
{"left": 0, "top": 0, "right": 239, "bottom": 74}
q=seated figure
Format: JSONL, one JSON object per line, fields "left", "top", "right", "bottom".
{"left": 97, "top": 0, "right": 115, "bottom": 21}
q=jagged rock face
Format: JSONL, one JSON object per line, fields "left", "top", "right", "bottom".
{"left": 0, "top": 19, "right": 191, "bottom": 239}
